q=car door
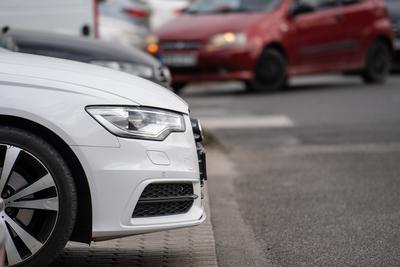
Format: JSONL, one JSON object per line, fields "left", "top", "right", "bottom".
{"left": 287, "top": 0, "right": 350, "bottom": 74}
{"left": 340, "top": 0, "right": 386, "bottom": 64}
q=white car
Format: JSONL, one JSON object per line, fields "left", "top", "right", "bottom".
{"left": 0, "top": 52, "right": 206, "bottom": 267}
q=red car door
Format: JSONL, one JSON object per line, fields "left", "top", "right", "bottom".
{"left": 339, "top": 0, "right": 389, "bottom": 67}
{"left": 286, "top": 0, "right": 351, "bottom": 74}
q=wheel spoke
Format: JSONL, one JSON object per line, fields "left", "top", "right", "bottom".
{"left": 6, "top": 174, "right": 55, "bottom": 203}
{"left": 0, "top": 146, "right": 21, "bottom": 194}
{"left": 4, "top": 214, "right": 42, "bottom": 255}
{"left": 7, "top": 197, "right": 59, "bottom": 211}
{"left": 0, "top": 144, "right": 60, "bottom": 266}
{"left": 1, "top": 220, "right": 23, "bottom": 265}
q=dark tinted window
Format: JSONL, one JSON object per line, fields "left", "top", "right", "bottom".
{"left": 340, "top": 0, "right": 364, "bottom": 6}
{"left": 185, "top": 0, "right": 281, "bottom": 14}
{"left": 296, "top": 0, "right": 338, "bottom": 10}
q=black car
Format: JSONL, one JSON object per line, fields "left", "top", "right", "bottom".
{"left": 0, "top": 27, "right": 171, "bottom": 87}
{"left": 385, "top": 0, "right": 400, "bottom": 67}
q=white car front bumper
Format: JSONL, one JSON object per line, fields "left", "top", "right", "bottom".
{"left": 71, "top": 116, "right": 205, "bottom": 240}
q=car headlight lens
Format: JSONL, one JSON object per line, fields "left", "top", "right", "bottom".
{"left": 207, "top": 32, "right": 247, "bottom": 49}
{"left": 86, "top": 106, "right": 185, "bottom": 141}
{"left": 91, "top": 61, "right": 154, "bottom": 79}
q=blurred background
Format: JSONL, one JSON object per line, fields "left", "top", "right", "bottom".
{"left": 2, "top": 0, "right": 400, "bottom": 266}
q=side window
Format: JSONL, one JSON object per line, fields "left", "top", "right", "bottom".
{"left": 296, "top": 0, "right": 319, "bottom": 9}
{"left": 340, "top": 0, "right": 364, "bottom": 6}
{"left": 295, "top": 0, "right": 339, "bottom": 11}
{"left": 318, "top": 0, "right": 339, "bottom": 9}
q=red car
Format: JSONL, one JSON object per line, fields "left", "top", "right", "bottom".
{"left": 147, "top": 0, "right": 393, "bottom": 93}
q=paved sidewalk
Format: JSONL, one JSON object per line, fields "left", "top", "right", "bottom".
{"left": 51, "top": 187, "right": 217, "bottom": 267}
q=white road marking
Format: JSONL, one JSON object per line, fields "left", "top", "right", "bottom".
{"left": 191, "top": 108, "right": 230, "bottom": 117}
{"left": 200, "top": 114, "right": 294, "bottom": 129}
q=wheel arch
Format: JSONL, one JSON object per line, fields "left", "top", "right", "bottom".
{"left": 263, "top": 42, "right": 288, "bottom": 59}
{"left": 0, "top": 114, "right": 93, "bottom": 244}
{"left": 373, "top": 35, "right": 393, "bottom": 52}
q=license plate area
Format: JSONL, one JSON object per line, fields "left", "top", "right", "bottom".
{"left": 161, "top": 53, "right": 198, "bottom": 67}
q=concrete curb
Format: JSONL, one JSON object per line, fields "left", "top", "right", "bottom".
{"left": 207, "top": 148, "right": 270, "bottom": 267}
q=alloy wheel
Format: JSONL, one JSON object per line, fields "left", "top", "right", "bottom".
{"left": 0, "top": 144, "right": 59, "bottom": 266}
{"left": 362, "top": 41, "right": 391, "bottom": 84}
{"left": 370, "top": 47, "right": 390, "bottom": 76}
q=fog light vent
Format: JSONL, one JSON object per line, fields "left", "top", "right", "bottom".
{"left": 132, "top": 183, "right": 196, "bottom": 218}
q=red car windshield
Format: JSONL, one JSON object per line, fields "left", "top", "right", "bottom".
{"left": 184, "top": 0, "right": 281, "bottom": 14}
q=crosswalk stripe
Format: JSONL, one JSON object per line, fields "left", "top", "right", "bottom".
{"left": 200, "top": 115, "right": 294, "bottom": 129}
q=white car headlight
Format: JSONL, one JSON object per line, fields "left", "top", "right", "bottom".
{"left": 86, "top": 106, "right": 185, "bottom": 141}
{"left": 91, "top": 61, "right": 154, "bottom": 79}
{"left": 207, "top": 32, "right": 247, "bottom": 49}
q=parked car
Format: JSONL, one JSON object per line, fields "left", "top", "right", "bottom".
{"left": 384, "top": 0, "right": 400, "bottom": 68}
{"left": 1, "top": 28, "right": 171, "bottom": 88}
{"left": 0, "top": 51, "right": 206, "bottom": 267}
{"left": 99, "top": 0, "right": 151, "bottom": 29}
{"left": 0, "top": 0, "right": 98, "bottom": 38}
{"left": 147, "top": 0, "right": 192, "bottom": 30}
{"left": 148, "top": 0, "right": 394, "bottom": 93}
{"left": 99, "top": 0, "right": 151, "bottom": 47}
{"left": 99, "top": 15, "right": 149, "bottom": 48}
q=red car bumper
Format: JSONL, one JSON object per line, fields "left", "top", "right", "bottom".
{"left": 159, "top": 46, "right": 259, "bottom": 83}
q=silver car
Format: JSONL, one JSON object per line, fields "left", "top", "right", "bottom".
{"left": 99, "top": 0, "right": 151, "bottom": 47}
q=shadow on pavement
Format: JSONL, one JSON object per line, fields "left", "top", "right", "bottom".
{"left": 183, "top": 80, "right": 363, "bottom": 98}
{"left": 285, "top": 82, "right": 364, "bottom": 93}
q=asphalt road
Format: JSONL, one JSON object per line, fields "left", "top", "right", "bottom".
{"left": 183, "top": 74, "right": 400, "bottom": 266}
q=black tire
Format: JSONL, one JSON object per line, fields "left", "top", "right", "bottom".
{"left": 0, "top": 126, "right": 77, "bottom": 267}
{"left": 172, "top": 82, "right": 187, "bottom": 94}
{"left": 246, "top": 48, "right": 288, "bottom": 92}
{"left": 362, "top": 40, "right": 391, "bottom": 84}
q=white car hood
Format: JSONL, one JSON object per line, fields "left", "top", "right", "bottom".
{"left": 0, "top": 52, "right": 189, "bottom": 114}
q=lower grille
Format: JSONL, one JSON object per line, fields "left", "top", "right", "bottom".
{"left": 132, "top": 201, "right": 193, "bottom": 218}
{"left": 132, "top": 183, "right": 196, "bottom": 218}
{"left": 140, "top": 183, "right": 194, "bottom": 199}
